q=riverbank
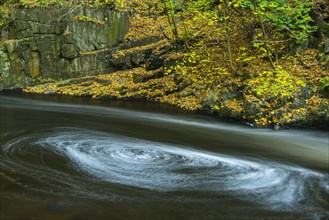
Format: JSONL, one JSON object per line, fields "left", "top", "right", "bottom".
{"left": 23, "top": 15, "right": 329, "bottom": 130}
{"left": 22, "top": 52, "right": 329, "bottom": 130}
{"left": 2, "top": 1, "right": 329, "bottom": 130}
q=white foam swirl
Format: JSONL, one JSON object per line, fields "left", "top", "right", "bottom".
{"left": 35, "top": 128, "right": 327, "bottom": 210}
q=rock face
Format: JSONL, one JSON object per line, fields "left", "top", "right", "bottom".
{"left": 0, "top": 7, "right": 129, "bottom": 89}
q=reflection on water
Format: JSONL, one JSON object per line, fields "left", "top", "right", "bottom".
{"left": 1, "top": 95, "right": 328, "bottom": 219}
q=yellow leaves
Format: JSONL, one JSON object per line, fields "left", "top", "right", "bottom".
{"left": 23, "top": 86, "right": 44, "bottom": 94}
{"left": 213, "top": 105, "right": 220, "bottom": 111}
{"left": 113, "top": 39, "right": 168, "bottom": 60}
{"left": 124, "top": 15, "right": 168, "bottom": 42}
{"left": 272, "top": 117, "right": 280, "bottom": 124}
{"left": 80, "top": 48, "right": 109, "bottom": 56}
{"left": 23, "top": 83, "right": 59, "bottom": 94}
{"left": 266, "top": 107, "right": 309, "bottom": 127}
{"left": 176, "top": 96, "right": 202, "bottom": 111}
{"left": 226, "top": 0, "right": 243, "bottom": 8}
{"left": 223, "top": 100, "right": 243, "bottom": 112}
{"left": 306, "top": 96, "right": 322, "bottom": 106}
{"left": 0, "top": 37, "right": 33, "bottom": 46}
{"left": 23, "top": 66, "right": 181, "bottom": 105}
{"left": 255, "top": 117, "right": 268, "bottom": 127}
{"left": 282, "top": 112, "right": 292, "bottom": 122}
{"left": 292, "top": 108, "right": 307, "bottom": 120}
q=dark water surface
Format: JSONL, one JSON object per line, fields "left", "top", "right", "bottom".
{"left": 1, "top": 94, "right": 328, "bottom": 219}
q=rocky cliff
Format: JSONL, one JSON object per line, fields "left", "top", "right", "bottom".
{"left": 0, "top": 7, "right": 128, "bottom": 89}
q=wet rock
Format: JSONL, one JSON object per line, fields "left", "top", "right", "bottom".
{"left": 274, "top": 124, "right": 280, "bottom": 130}
{"left": 174, "top": 74, "right": 192, "bottom": 91}
{"left": 180, "top": 90, "right": 194, "bottom": 97}
{"left": 308, "top": 101, "right": 329, "bottom": 128}
{"left": 110, "top": 48, "right": 153, "bottom": 70}
{"left": 163, "top": 56, "right": 181, "bottom": 68}
{"left": 0, "top": 46, "right": 10, "bottom": 77}
{"left": 243, "top": 96, "right": 261, "bottom": 115}
{"left": 218, "top": 91, "right": 239, "bottom": 102}
{"left": 324, "top": 38, "right": 329, "bottom": 54}
{"left": 132, "top": 71, "right": 164, "bottom": 83}
{"left": 26, "top": 52, "right": 40, "bottom": 78}
{"left": 201, "top": 90, "right": 217, "bottom": 109}
{"left": 291, "top": 98, "right": 306, "bottom": 109}
{"left": 217, "top": 106, "right": 231, "bottom": 118}
{"left": 131, "top": 51, "right": 147, "bottom": 66}
{"left": 146, "top": 54, "right": 165, "bottom": 71}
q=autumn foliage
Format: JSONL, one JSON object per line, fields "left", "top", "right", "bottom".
{"left": 20, "top": 0, "right": 329, "bottom": 129}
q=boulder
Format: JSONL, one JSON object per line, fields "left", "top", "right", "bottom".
{"left": 243, "top": 96, "right": 261, "bottom": 115}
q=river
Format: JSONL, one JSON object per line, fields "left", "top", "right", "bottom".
{"left": 0, "top": 94, "right": 328, "bottom": 219}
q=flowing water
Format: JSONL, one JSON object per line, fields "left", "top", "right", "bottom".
{"left": 0, "top": 94, "right": 328, "bottom": 219}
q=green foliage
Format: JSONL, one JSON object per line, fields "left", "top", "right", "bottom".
{"left": 17, "top": 0, "right": 65, "bottom": 8}
{"left": 159, "top": 0, "right": 180, "bottom": 42}
{"left": 155, "top": 0, "right": 219, "bottom": 46}
{"left": 320, "top": 76, "right": 329, "bottom": 90}
{"left": 232, "top": 0, "right": 316, "bottom": 67}
{"left": 94, "top": 0, "right": 126, "bottom": 9}
{"left": 0, "top": 6, "right": 8, "bottom": 28}
{"left": 95, "top": 0, "right": 115, "bottom": 8}
{"left": 247, "top": 69, "right": 306, "bottom": 99}
{"left": 239, "top": 0, "right": 316, "bottom": 44}
{"left": 186, "top": 0, "right": 212, "bottom": 11}
{"left": 1, "top": 0, "right": 122, "bottom": 9}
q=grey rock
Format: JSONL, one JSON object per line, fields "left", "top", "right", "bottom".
{"left": 244, "top": 98, "right": 261, "bottom": 115}
{"left": 131, "top": 52, "right": 145, "bottom": 66}
{"left": 0, "top": 7, "right": 129, "bottom": 90}
{"left": 202, "top": 90, "right": 217, "bottom": 108}
{"left": 122, "top": 36, "right": 163, "bottom": 49}
{"left": 324, "top": 38, "right": 329, "bottom": 54}
{"left": 274, "top": 124, "right": 280, "bottom": 130}
{"left": 180, "top": 90, "right": 194, "bottom": 97}
{"left": 61, "top": 44, "right": 78, "bottom": 59}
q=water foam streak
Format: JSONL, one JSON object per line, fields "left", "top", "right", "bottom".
{"left": 13, "top": 128, "right": 323, "bottom": 210}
